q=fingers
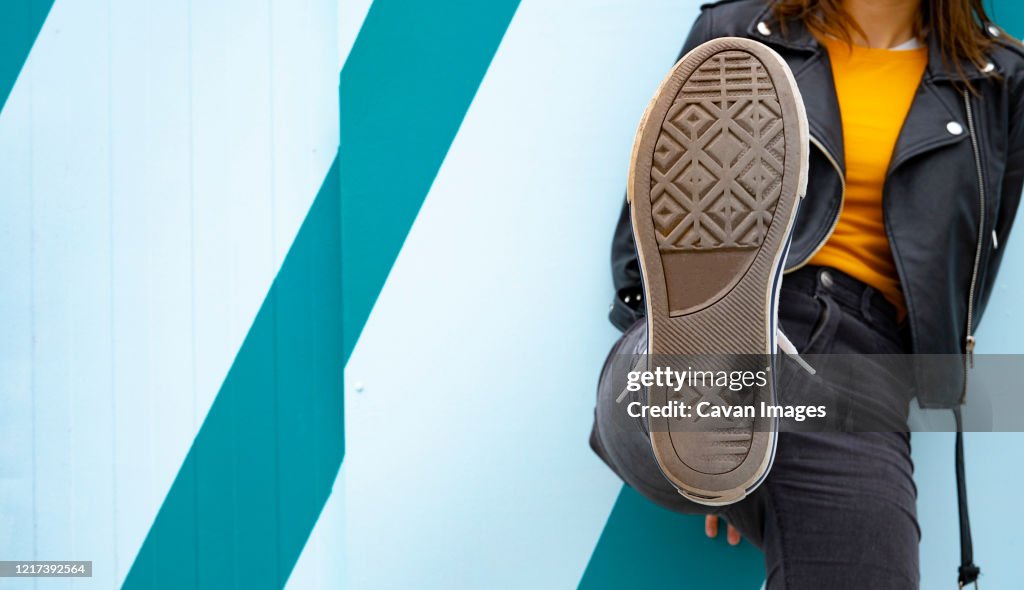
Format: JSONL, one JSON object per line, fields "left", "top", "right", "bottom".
{"left": 727, "top": 523, "right": 742, "bottom": 546}
{"left": 706, "top": 515, "right": 742, "bottom": 545}
{"left": 705, "top": 515, "right": 718, "bottom": 538}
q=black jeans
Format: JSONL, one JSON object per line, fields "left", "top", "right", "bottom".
{"left": 591, "top": 266, "right": 920, "bottom": 589}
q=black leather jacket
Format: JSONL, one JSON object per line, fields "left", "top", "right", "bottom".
{"left": 610, "top": 0, "right": 1024, "bottom": 408}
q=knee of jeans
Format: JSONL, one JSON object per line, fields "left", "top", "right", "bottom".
{"left": 627, "top": 480, "right": 712, "bottom": 517}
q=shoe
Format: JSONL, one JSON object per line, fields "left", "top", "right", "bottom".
{"left": 628, "top": 37, "right": 808, "bottom": 505}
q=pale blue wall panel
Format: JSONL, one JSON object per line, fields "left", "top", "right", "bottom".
{"left": 107, "top": 0, "right": 196, "bottom": 575}
{"left": 26, "top": 3, "right": 118, "bottom": 586}
{"left": 0, "top": 0, "right": 338, "bottom": 587}
{"left": 0, "top": 54, "right": 37, "bottom": 573}
{"left": 341, "top": 1, "right": 704, "bottom": 588}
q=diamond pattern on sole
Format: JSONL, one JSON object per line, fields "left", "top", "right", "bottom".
{"left": 651, "top": 51, "right": 784, "bottom": 252}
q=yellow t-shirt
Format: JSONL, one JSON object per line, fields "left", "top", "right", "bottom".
{"left": 807, "top": 36, "right": 928, "bottom": 318}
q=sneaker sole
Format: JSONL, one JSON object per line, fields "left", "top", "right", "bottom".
{"left": 628, "top": 38, "right": 808, "bottom": 505}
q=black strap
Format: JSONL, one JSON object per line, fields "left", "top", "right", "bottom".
{"left": 954, "top": 407, "right": 981, "bottom": 588}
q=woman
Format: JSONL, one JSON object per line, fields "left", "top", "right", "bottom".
{"left": 590, "top": 0, "right": 1024, "bottom": 587}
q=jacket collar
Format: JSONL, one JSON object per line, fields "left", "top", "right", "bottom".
{"left": 745, "top": 4, "right": 817, "bottom": 53}
{"left": 745, "top": 4, "right": 999, "bottom": 82}
{"left": 744, "top": 6, "right": 845, "bottom": 167}
{"left": 743, "top": 3, "right": 986, "bottom": 175}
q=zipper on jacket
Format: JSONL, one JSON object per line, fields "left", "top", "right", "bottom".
{"left": 961, "top": 90, "right": 986, "bottom": 403}
{"left": 785, "top": 135, "right": 846, "bottom": 272}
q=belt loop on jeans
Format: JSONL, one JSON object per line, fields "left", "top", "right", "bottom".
{"left": 860, "top": 287, "right": 876, "bottom": 323}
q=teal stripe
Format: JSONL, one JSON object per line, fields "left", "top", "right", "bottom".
{"left": 989, "top": 0, "right": 1024, "bottom": 37}
{"left": 578, "top": 487, "right": 764, "bottom": 588}
{"left": 123, "top": 160, "right": 344, "bottom": 589}
{"left": 339, "top": 0, "right": 521, "bottom": 359}
{"left": 123, "top": 0, "right": 519, "bottom": 586}
{"left": 0, "top": 0, "right": 55, "bottom": 113}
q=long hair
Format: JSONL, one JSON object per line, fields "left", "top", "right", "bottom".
{"left": 772, "top": 0, "right": 998, "bottom": 83}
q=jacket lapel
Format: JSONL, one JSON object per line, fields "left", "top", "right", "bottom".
{"left": 887, "top": 32, "right": 989, "bottom": 174}
{"left": 888, "top": 79, "right": 967, "bottom": 175}
{"left": 746, "top": 5, "right": 846, "bottom": 170}
{"left": 795, "top": 52, "right": 846, "bottom": 172}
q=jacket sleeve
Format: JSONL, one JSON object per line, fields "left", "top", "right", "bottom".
{"left": 978, "top": 63, "right": 1024, "bottom": 323}
{"left": 608, "top": 9, "right": 717, "bottom": 331}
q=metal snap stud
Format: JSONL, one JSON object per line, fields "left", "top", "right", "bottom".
{"left": 987, "top": 24, "right": 1000, "bottom": 38}
{"left": 982, "top": 61, "right": 995, "bottom": 73}
{"left": 757, "top": 21, "right": 771, "bottom": 36}
{"left": 946, "top": 121, "right": 964, "bottom": 136}
{"left": 820, "top": 270, "right": 834, "bottom": 288}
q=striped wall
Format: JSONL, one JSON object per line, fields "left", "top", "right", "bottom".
{"left": 1, "top": 0, "right": 338, "bottom": 586}
{"left": 0, "top": 1, "right": 1023, "bottom": 588}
